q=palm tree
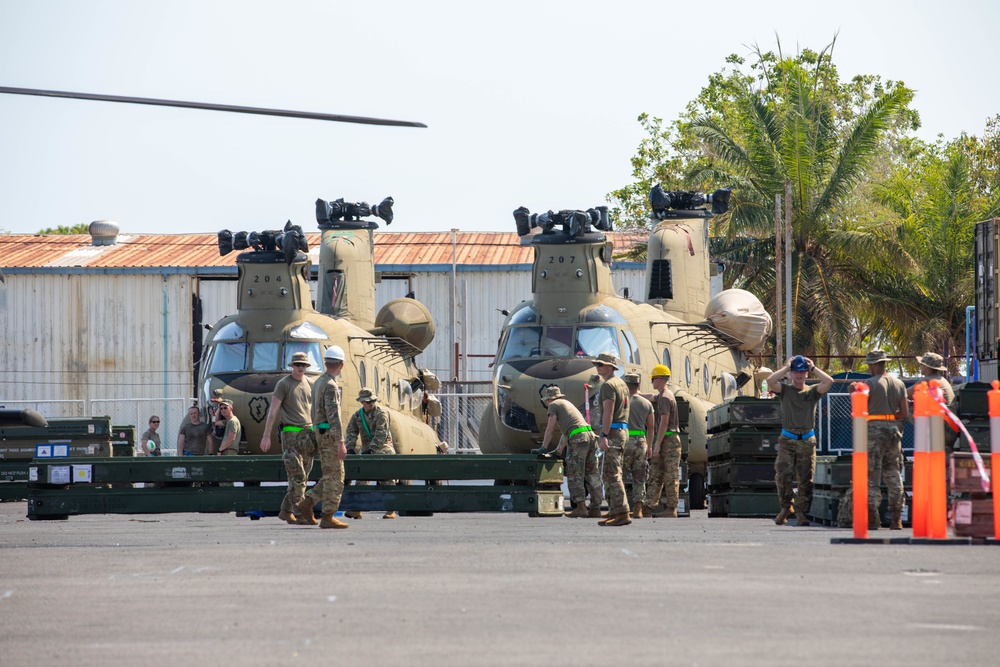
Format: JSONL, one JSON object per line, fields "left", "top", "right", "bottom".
{"left": 685, "top": 40, "right": 916, "bottom": 361}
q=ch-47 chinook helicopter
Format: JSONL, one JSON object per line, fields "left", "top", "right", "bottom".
{"left": 199, "top": 197, "right": 445, "bottom": 455}
{"left": 478, "top": 187, "right": 773, "bottom": 501}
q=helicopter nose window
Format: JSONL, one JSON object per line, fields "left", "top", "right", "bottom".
{"left": 543, "top": 327, "right": 574, "bottom": 357}
{"left": 500, "top": 326, "right": 542, "bottom": 360}
{"left": 284, "top": 343, "right": 322, "bottom": 371}
{"left": 208, "top": 342, "right": 247, "bottom": 373}
{"left": 251, "top": 342, "right": 279, "bottom": 370}
{"left": 575, "top": 325, "right": 620, "bottom": 358}
{"left": 213, "top": 322, "right": 244, "bottom": 341}
{"left": 289, "top": 322, "right": 329, "bottom": 340}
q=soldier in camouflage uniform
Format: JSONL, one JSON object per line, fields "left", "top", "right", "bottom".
{"left": 531, "top": 385, "right": 600, "bottom": 518}
{"left": 345, "top": 388, "right": 397, "bottom": 519}
{"left": 767, "top": 355, "right": 834, "bottom": 527}
{"left": 593, "top": 352, "right": 631, "bottom": 526}
{"left": 622, "top": 373, "right": 653, "bottom": 518}
{"left": 642, "top": 364, "right": 682, "bottom": 518}
{"left": 260, "top": 351, "right": 317, "bottom": 525}
{"left": 863, "top": 349, "right": 909, "bottom": 530}
{"left": 584, "top": 373, "right": 605, "bottom": 516}
{"left": 297, "top": 346, "right": 349, "bottom": 529}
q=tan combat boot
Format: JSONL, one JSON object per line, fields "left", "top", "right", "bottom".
{"left": 382, "top": 511, "right": 397, "bottom": 519}
{"left": 295, "top": 497, "right": 317, "bottom": 524}
{"left": 774, "top": 507, "right": 792, "bottom": 525}
{"left": 345, "top": 510, "right": 363, "bottom": 519}
{"left": 605, "top": 512, "right": 633, "bottom": 526}
{"left": 632, "top": 503, "right": 646, "bottom": 519}
{"left": 565, "top": 501, "right": 588, "bottom": 518}
{"left": 277, "top": 509, "right": 298, "bottom": 524}
{"left": 890, "top": 510, "right": 903, "bottom": 530}
{"left": 868, "top": 507, "right": 880, "bottom": 530}
{"left": 795, "top": 513, "right": 810, "bottom": 527}
{"left": 587, "top": 507, "right": 604, "bottom": 518}
{"left": 653, "top": 507, "right": 678, "bottom": 518}
{"left": 598, "top": 513, "right": 616, "bottom": 525}
{"left": 320, "top": 513, "right": 349, "bottom": 529}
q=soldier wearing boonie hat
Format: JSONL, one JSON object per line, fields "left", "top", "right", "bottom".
{"left": 345, "top": 388, "right": 397, "bottom": 519}
{"left": 908, "top": 352, "right": 954, "bottom": 407}
{"left": 532, "top": 384, "right": 601, "bottom": 519}
{"left": 593, "top": 352, "right": 632, "bottom": 526}
{"left": 862, "top": 349, "right": 908, "bottom": 530}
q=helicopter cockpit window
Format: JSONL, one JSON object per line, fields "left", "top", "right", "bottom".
{"left": 213, "top": 322, "right": 244, "bottom": 342}
{"left": 289, "top": 322, "right": 329, "bottom": 340}
{"left": 622, "top": 330, "right": 640, "bottom": 364}
{"left": 581, "top": 305, "right": 627, "bottom": 324}
{"left": 284, "top": 342, "right": 322, "bottom": 371}
{"left": 500, "top": 326, "right": 543, "bottom": 360}
{"left": 251, "top": 342, "right": 279, "bottom": 371}
{"left": 575, "top": 326, "right": 620, "bottom": 358}
{"left": 508, "top": 306, "right": 538, "bottom": 325}
{"left": 208, "top": 342, "right": 247, "bottom": 373}
{"left": 543, "top": 327, "right": 574, "bottom": 357}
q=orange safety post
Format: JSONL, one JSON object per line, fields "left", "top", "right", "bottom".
{"left": 990, "top": 380, "right": 1000, "bottom": 540}
{"left": 852, "top": 382, "right": 869, "bottom": 539}
{"left": 911, "top": 382, "right": 930, "bottom": 538}
{"left": 927, "top": 380, "right": 948, "bottom": 538}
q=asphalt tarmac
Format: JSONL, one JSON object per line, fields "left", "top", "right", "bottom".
{"left": 2, "top": 501, "right": 998, "bottom": 667}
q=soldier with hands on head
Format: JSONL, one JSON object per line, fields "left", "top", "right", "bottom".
{"left": 593, "top": 352, "right": 632, "bottom": 526}
{"left": 531, "top": 385, "right": 601, "bottom": 518}
{"left": 345, "top": 387, "right": 397, "bottom": 519}
{"left": 260, "top": 351, "right": 317, "bottom": 525}
{"left": 621, "top": 373, "right": 654, "bottom": 518}
{"left": 767, "top": 355, "right": 834, "bottom": 526}
{"left": 296, "top": 346, "right": 350, "bottom": 529}
{"left": 640, "top": 364, "right": 682, "bottom": 518}
{"left": 863, "top": 349, "right": 909, "bottom": 530}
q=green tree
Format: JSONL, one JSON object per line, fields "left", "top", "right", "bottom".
{"left": 38, "top": 223, "right": 90, "bottom": 234}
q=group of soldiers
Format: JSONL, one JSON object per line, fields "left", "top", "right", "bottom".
{"left": 768, "top": 349, "right": 952, "bottom": 531}
{"left": 259, "top": 348, "right": 396, "bottom": 529}
{"left": 532, "top": 352, "right": 683, "bottom": 526}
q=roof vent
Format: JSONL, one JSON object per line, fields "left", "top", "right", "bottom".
{"left": 89, "top": 220, "right": 120, "bottom": 246}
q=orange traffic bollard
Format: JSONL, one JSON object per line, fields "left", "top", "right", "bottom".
{"left": 911, "top": 382, "right": 930, "bottom": 538}
{"left": 927, "top": 380, "right": 948, "bottom": 538}
{"left": 990, "top": 380, "right": 1000, "bottom": 540}
{"left": 852, "top": 382, "right": 869, "bottom": 539}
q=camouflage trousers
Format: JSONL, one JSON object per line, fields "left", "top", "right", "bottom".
{"left": 868, "top": 423, "right": 905, "bottom": 512}
{"left": 358, "top": 442, "right": 397, "bottom": 486}
{"left": 774, "top": 436, "right": 817, "bottom": 514}
{"left": 279, "top": 429, "right": 317, "bottom": 515}
{"left": 601, "top": 430, "right": 629, "bottom": 515}
{"left": 622, "top": 436, "right": 648, "bottom": 509}
{"left": 565, "top": 432, "right": 602, "bottom": 507}
{"left": 645, "top": 434, "right": 682, "bottom": 510}
{"left": 305, "top": 430, "right": 345, "bottom": 513}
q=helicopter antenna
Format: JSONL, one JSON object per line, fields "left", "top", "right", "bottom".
{"left": 0, "top": 86, "right": 428, "bottom": 128}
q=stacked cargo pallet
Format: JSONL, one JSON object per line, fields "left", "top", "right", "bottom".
{"left": 706, "top": 397, "right": 782, "bottom": 518}
{"left": 950, "top": 381, "right": 994, "bottom": 537}
{"left": 0, "top": 417, "right": 115, "bottom": 501}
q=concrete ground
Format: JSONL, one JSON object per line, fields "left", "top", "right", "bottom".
{"left": 1, "top": 501, "right": 998, "bottom": 667}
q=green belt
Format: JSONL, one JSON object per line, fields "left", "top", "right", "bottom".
{"left": 663, "top": 431, "right": 678, "bottom": 436}
{"left": 628, "top": 429, "right": 645, "bottom": 437}
{"left": 281, "top": 425, "right": 310, "bottom": 433}
{"left": 567, "top": 425, "right": 593, "bottom": 438}
{"left": 316, "top": 422, "right": 330, "bottom": 429}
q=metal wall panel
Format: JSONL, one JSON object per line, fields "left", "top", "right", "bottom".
{"left": 196, "top": 277, "right": 238, "bottom": 329}
{"left": 0, "top": 273, "right": 193, "bottom": 406}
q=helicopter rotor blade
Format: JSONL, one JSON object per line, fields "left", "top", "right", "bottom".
{"left": 0, "top": 86, "right": 428, "bottom": 128}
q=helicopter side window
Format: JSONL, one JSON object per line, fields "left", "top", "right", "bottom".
{"left": 543, "top": 327, "right": 574, "bottom": 357}
{"left": 251, "top": 342, "right": 280, "bottom": 371}
{"left": 359, "top": 360, "right": 367, "bottom": 387}
{"left": 208, "top": 343, "right": 248, "bottom": 373}
{"left": 574, "top": 326, "right": 620, "bottom": 358}
{"left": 374, "top": 368, "right": 380, "bottom": 396}
{"left": 500, "top": 326, "right": 543, "bottom": 360}
{"left": 620, "top": 329, "right": 640, "bottom": 364}
{"left": 721, "top": 372, "right": 737, "bottom": 400}
{"left": 284, "top": 342, "right": 322, "bottom": 372}
{"left": 662, "top": 348, "right": 672, "bottom": 371}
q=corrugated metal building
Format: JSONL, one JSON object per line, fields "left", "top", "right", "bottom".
{"left": 0, "top": 229, "right": 647, "bottom": 411}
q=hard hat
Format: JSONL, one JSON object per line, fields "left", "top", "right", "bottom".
{"left": 324, "top": 345, "right": 345, "bottom": 362}
{"left": 650, "top": 364, "right": 671, "bottom": 379}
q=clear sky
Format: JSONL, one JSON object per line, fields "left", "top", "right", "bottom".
{"left": 0, "top": 0, "right": 997, "bottom": 237}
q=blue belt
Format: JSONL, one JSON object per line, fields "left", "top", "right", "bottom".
{"left": 781, "top": 429, "right": 815, "bottom": 440}
{"left": 609, "top": 422, "right": 628, "bottom": 430}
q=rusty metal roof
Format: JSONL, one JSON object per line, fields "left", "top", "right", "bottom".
{"left": 0, "top": 231, "right": 649, "bottom": 270}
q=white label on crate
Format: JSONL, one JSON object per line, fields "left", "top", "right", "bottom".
{"left": 28, "top": 467, "right": 38, "bottom": 482}
{"left": 678, "top": 498, "right": 687, "bottom": 513}
{"left": 72, "top": 465, "right": 92, "bottom": 483}
{"left": 52, "top": 444, "right": 69, "bottom": 458}
{"left": 48, "top": 466, "right": 71, "bottom": 485}
{"left": 170, "top": 467, "right": 190, "bottom": 479}
{"left": 88, "top": 425, "right": 95, "bottom": 434}
{"left": 954, "top": 500, "right": 973, "bottom": 525}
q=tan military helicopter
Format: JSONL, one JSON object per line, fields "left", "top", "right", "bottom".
{"left": 200, "top": 199, "right": 444, "bottom": 454}
{"left": 478, "top": 187, "right": 772, "bottom": 503}
{"left": 0, "top": 86, "right": 443, "bottom": 454}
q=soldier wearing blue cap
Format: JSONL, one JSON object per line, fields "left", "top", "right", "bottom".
{"left": 766, "top": 355, "right": 834, "bottom": 526}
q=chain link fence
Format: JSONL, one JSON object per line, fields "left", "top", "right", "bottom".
{"left": 817, "top": 392, "right": 915, "bottom": 454}
{"left": 434, "top": 381, "right": 493, "bottom": 454}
